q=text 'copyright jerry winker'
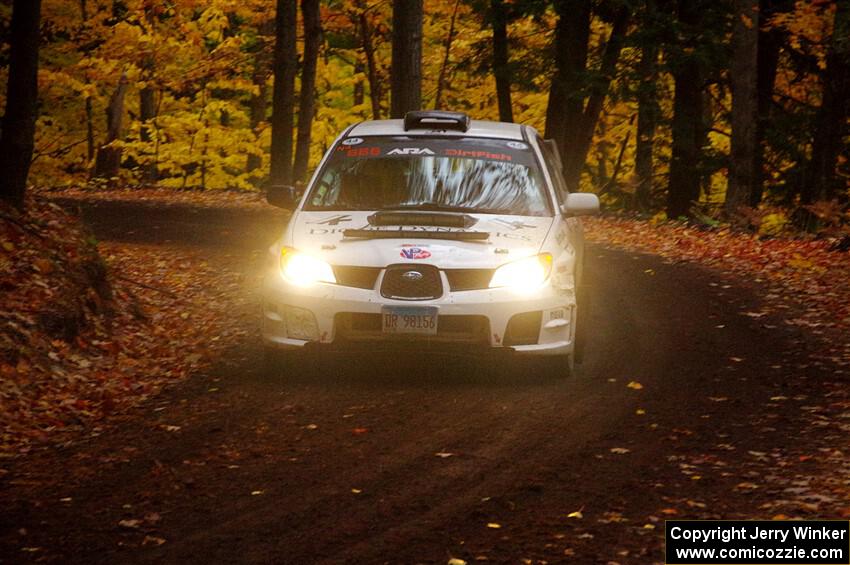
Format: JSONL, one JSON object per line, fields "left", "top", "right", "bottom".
{"left": 665, "top": 520, "right": 850, "bottom": 564}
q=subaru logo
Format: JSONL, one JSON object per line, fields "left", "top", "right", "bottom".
{"left": 402, "top": 271, "right": 424, "bottom": 281}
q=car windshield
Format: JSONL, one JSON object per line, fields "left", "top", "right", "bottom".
{"left": 304, "top": 137, "right": 552, "bottom": 216}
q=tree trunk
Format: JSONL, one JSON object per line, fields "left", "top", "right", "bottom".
{"left": 753, "top": 0, "right": 786, "bottom": 206}
{"left": 562, "top": 8, "right": 630, "bottom": 190}
{"left": 434, "top": 0, "right": 461, "bottom": 111}
{"left": 635, "top": 39, "right": 658, "bottom": 211}
{"left": 137, "top": 0, "right": 157, "bottom": 184}
{"left": 85, "top": 98, "right": 95, "bottom": 162}
{"left": 138, "top": 86, "right": 157, "bottom": 184}
{"left": 490, "top": 0, "right": 513, "bottom": 122}
{"left": 667, "top": 0, "right": 704, "bottom": 218}
{"left": 92, "top": 73, "right": 128, "bottom": 181}
{"left": 725, "top": 0, "right": 760, "bottom": 215}
{"left": 269, "top": 0, "right": 297, "bottom": 186}
{"left": 247, "top": 18, "right": 274, "bottom": 174}
{"left": 544, "top": 0, "right": 590, "bottom": 163}
{"left": 247, "top": 82, "right": 269, "bottom": 174}
{"left": 0, "top": 0, "right": 42, "bottom": 209}
{"left": 390, "top": 0, "right": 423, "bottom": 118}
{"left": 292, "top": 0, "right": 321, "bottom": 183}
{"left": 801, "top": 0, "right": 850, "bottom": 207}
{"left": 354, "top": 60, "right": 365, "bottom": 107}
{"left": 79, "top": 0, "right": 95, "bottom": 164}
{"left": 358, "top": 7, "right": 382, "bottom": 119}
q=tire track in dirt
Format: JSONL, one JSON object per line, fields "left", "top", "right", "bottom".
{"left": 0, "top": 201, "right": 831, "bottom": 564}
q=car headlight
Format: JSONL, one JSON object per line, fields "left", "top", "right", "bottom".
{"left": 279, "top": 247, "right": 336, "bottom": 286}
{"left": 489, "top": 253, "right": 553, "bottom": 291}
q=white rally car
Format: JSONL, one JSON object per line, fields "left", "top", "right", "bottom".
{"left": 263, "top": 111, "right": 599, "bottom": 373}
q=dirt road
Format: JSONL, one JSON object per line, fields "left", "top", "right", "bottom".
{"left": 0, "top": 200, "right": 837, "bottom": 564}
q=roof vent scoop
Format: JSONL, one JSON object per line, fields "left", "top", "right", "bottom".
{"left": 403, "top": 110, "right": 470, "bottom": 132}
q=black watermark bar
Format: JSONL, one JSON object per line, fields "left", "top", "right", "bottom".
{"left": 665, "top": 520, "right": 850, "bottom": 564}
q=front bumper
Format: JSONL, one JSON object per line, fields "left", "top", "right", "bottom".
{"left": 262, "top": 269, "right": 576, "bottom": 357}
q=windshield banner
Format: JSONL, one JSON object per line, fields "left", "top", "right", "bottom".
{"left": 334, "top": 137, "right": 536, "bottom": 167}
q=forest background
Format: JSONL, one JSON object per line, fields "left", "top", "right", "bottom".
{"left": 0, "top": 0, "right": 848, "bottom": 233}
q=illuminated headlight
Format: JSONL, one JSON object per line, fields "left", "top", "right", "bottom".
{"left": 489, "top": 253, "right": 553, "bottom": 292}
{"left": 279, "top": 247, "right": 336, "bottom": 286}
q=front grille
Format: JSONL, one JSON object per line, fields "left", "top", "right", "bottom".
{"left": 503, "top": 311, "right": 542, "bottom": 346}
{"left": 336, "top": 313, "right": 489, "bottom": 344}
{"left": 445, "top": 269, "right": 494, "bottom": 291}
{"left": 380, "top": 264, "right": 443, "bottom": 300}
{"left": 333, "top": 265, "right": 381, "bottom": 290}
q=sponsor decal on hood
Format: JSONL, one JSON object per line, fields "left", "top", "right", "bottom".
{"left": 290, "top": 211, "right": 554, "bottom": 269}
{"left": 400, "top": 245, "right": 431, "bottom": 259}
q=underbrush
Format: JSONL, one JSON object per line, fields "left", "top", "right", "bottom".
{"left": 0, "top": 196, "right": 248, "bottom": 456}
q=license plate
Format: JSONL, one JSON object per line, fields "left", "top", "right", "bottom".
{"left": 381, "top": 306, "right": 438, "bottom": 335}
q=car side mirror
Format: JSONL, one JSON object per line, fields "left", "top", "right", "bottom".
{"left": 267, "top": 184, "right": 299, "bottom": 209}
{"left": 561, "top": 192, "right": 600, "bottom": 217}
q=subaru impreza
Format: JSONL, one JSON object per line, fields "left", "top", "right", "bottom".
{"left": 263, "top": 111, "right": 599, "bottom": 374}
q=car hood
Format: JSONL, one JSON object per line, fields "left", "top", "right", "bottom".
{"left": 289, "top": 211, "right": 554, "bottom": 269}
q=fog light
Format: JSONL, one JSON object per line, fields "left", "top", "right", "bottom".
{"left": 503, "top": 311, "right": 542, "bottom": 346}
{"left": 284, "top": 306, "right": 319, "bottom": 341}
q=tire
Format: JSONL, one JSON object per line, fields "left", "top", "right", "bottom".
{"left": 262, "top": 346, "right": 298, "bottom": 378}
{"left": 573, "top": 283, "right": 591, "bottom": 366}
{"left": 541, "top": 352, "right": 575, "bottom": 379}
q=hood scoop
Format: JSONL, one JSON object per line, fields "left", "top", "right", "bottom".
{"left": 367, "top": 211, "right": 478, "bottom": 229}
{"left": 342, "top": 228, "right": 489, "bottom": 241}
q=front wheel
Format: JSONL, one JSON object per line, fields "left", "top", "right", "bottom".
{"left": 541, "top": 352, "right": 575, "bottom": 379}
{"left": 262, "top": 346, "right": 300, "bottom": 378}
{"left": 573, "top": 283, "right": 591, "bottom": 365}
